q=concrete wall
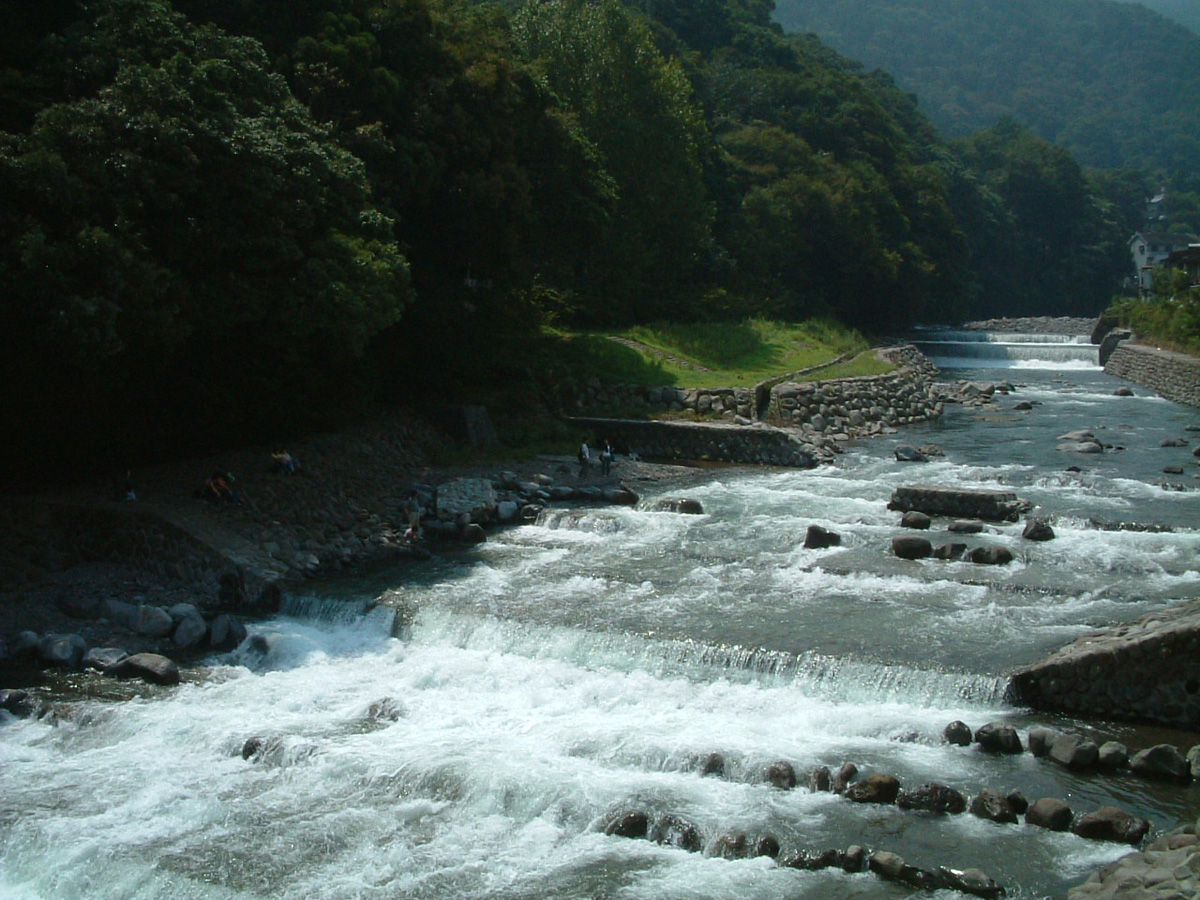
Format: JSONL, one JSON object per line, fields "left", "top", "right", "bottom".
{"left": 1009, "top": 603, "right": 1200, "bottom": 727}
{"left": 1104, "top": 342, "right": 1200, "bottom": 408}
{"left": 570, "top": 418, "right": 824, "bottom": 468}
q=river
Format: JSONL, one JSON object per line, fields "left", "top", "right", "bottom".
{"left": 2, "top": 335, "right": 1199, "bottom": 899}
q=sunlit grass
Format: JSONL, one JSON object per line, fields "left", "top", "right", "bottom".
{"left": 611, "top": 317, "right": 887, "bottom": 387}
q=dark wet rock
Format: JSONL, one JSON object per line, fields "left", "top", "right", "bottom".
{"left": 933, "top": 542, "right": 968, "bottom": 560}
{"left": 970, "top": 788, "right": 1018, "bottom": 824}
{"left": 1072, "top": 806, "right": 1150, "bottom": 844}
{"left": 1006, "top": 790, "right": 1028, "bottom": 815}
{"left": 1163, "top": 465, "right": 1185, "bottom": 475}
{"left": 944, "top": 720, "right": 973, "bottom": 746}
{"left": 869, "top": 850, "right": 906, "bottom": 880}
{"left": 842, "top": 845, "right": 867, "bottom": 872}
{"left": 8, "top": 631, "right": 41, "bottom": 665}
{"left": 83, "top": 647, "right": 129, "bottom": 671}
{"left": 1014, "top": 401, "right": 1034, "bottom": 411}
{"left": 765, "top": 760, "right": 797, "bottom": 789}
{"left": 1097, "top": 741, "right": 1129, "bottom": 770}
{"left": 895, "top": 782, "right": 966, "bottom": 814}
{"left": 105, "top": 652, "right": 181, "bottom": 686}
{"left": 603, "top": 810, "right": 650, "bottom": 839}
{"left": 1026, "top": 727, "right": 1059, "bottom": 757}
{"left": 1026, "top": 797, "right": 1074, "bottom": 831}
{"left": 1114, "top": 386, "right": 1134, "bottom": 397}
{"left": 698, "top": 751, "right": 725, "bottom": 777}
{"left": 892, "top": 536, "right": 933, "bottom": 560}
{"left": 651, "top": 814, "right": 702, "bottom": 852}
{"left": 967, "top": 545, "right": 1014, "bottom": 565}
{"left": 461, "top": 523, "right": 487, "bottom": 544}
{"left": 937, "top": 867, "right": 1006, "bottom": 899}
{"left": 845, "top": 773, "right": 901, "bottom": 804}
{"left": 894, "top": 445, "right": 928, "bottom": 462}
{"left": 655, "top": 498, "right": 705, "bottom": 515}
{"left": 1129, "top": 744, "right": 1191, "bottom": 783}
{"left": 898, "top": 865, "right": 945, "bottom": 891}
{"left": 975, "top": 722, "right": 1023, "bottom": 754}
{"left": 833, "top": 762, "right": 858, "bottom": 793}
{"left": 603, "top": 487, "right": 639, "bottom": 506}
{"left": 809, "top": 764, "right": 832, "bottom": 791}
{"left": 754, "top": 835, "right": 780, "bottom": 859}
{"left": 803, "top": 524, "right": 841, "bottom": 549}
{"left": 242, "top": 735, "right": 269, "bottom": 760}
{"left": 708, "top": 832, "right": 747, "bottom": 860}
{"left": 783, "top": 848, "right": 843, "bottom": 871}
{"left": 0, "top": 688, "right": 38, "bottom": 718}
{"left": 209, "top": 614, "right": 248, "bottom": 652}
{"left": 1022, "top": 518, "right": 1055, "bottom": 541}
{"left": 1050, "top": 733, "right": 1099, "bottom": 770}
{"left": 901, "top": 511, "right": 932, "bottom": 529}
{"left": 918, "top": 444, "right": 945, "bottom": 457}
{"left": 100, "top": 599, "right": 137, "bottom": 627}
{"left": 38, "top": 633, "right": 88, "bottom": 668}
{"left": 1161, "top": 437, "right": 1188, "bottom": 447}
{"left": 949, "top": 519, "right": 985, "bottom": 534}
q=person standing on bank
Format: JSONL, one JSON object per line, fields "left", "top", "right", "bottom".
{"left": 578, "top": 441, "right": 591, "bottom": 479}
{"left": 600, "top": 439, "right": 613, "bottom": 476}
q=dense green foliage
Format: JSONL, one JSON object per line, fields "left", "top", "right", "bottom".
{"left": 1107, "top": 271, "right": 1200, "bottom": 354}
{"left": 0, "top": 0, "right": 1156, "bottom": 485}
{"left": 772, "top": 0, "right": 1200, "bottom": 175}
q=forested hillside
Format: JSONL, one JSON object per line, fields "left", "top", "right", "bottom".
{"left": 772, "top": 0, "right": 1200, "bottom": 175}
{"left": 0, "top": 0, "right": 1135, "bottom": 484}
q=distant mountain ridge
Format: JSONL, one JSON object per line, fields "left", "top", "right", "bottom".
{"left": 773, "top": 0, "right": 1200, "bottom": 174}
{"left": 1114, "top": 0, "right": 1200, "bottom": 35}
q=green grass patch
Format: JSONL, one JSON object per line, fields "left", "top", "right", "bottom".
{"left": 613, "top": 317, "right": 881, "bottom": 388}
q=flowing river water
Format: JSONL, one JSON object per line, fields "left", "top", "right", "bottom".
{"left": 2, "top": 335, "right": 1199, "bottom": 899}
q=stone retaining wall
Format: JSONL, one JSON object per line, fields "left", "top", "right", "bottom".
{"left": 570, "top": 418, "right": 823, "bottom": 468}
{"left": 1009, "top": 602, "right": 1200, "bottom": 727}
{"left": 574, "top": 346, "right": 942, "bottom": 440}
{"left": 1103, "top": 342, "right": 1200, "bottom": 408}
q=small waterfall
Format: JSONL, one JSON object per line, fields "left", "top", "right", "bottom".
{"left": 912, "top": 328, "right": 1099, "bottom": 368}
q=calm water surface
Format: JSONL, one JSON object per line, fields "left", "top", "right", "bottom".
{"left": 2, "top": 353, "right": 1198, "bottom": 900}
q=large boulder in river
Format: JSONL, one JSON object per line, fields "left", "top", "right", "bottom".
{"left": 894, "top": 445, "right": 928, "bottom": 462}
{"left": 1072, "top": 806, "right": 1150, "bottom": 844}
{"left": 967, "top": 545, "right": 1014, "bottom": 565}
{"left": 969, "top": 789, "right": 1018, "bottom": 824}
{"left": 1049, "top": 733, "right": 1099, "bottom": 770}
{"left": 105, "top": 652, "right": 181, "bottom": 686}
{"left": 804, "top": 525, "right": 841, "bottom": 549}
{"left": 895, "top": 782, "right": 966, "bottom": 814}
{"left": 765, "top": 760, "right": 797, "bottom": 789}
{"left": 974, "top": 722, "right": 1023, "bottom": 753}
{"left": 1026, "top": 798, "right": 1073, "bottom": 831}
{"left": 845, "top": 773, "right": 901, "bottom": 804}
{"left": 943, "top": 721, "right": 973, "bottom": 746}
{"left": 1129, "top": 744, "right": 1191, "bottom": 783}
{"left": 209, "top": 614, "right": 248, "bottom": 652}
{"left": 1026, "top": 727, "right": 1059, "bottom": 757}
{"left": 1098, "top": 741, "right": 1129, "bottom": 770}
{"left": 650, "top": 814, "right": 702, "bottom": 852}
{"left": 892, "top": 536, "right": 933, "bottom": 560}
{"left": 603, "top": 810, "right": 650, "bottom": 839}
{"left": 1022, "top": 518, "right": 1055, "bottom": 541}
{"left": 900, "top": 511, "right": 931, "bottom": 529}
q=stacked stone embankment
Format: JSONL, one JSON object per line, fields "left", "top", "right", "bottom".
{"left": 888, "top": 485, "right": 1029, "bottom": 523}
{"left": 574, "top": 346, "right": 942, "bottom": 444}
{"left": 570, "top": 418, "right": 824, "bottom": 468}
{"left": 1010, "top": 602, "right": 1200, "bottom": 727}
{"left": 1103, "top": 342, "right": 1200, "bottom": 408}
